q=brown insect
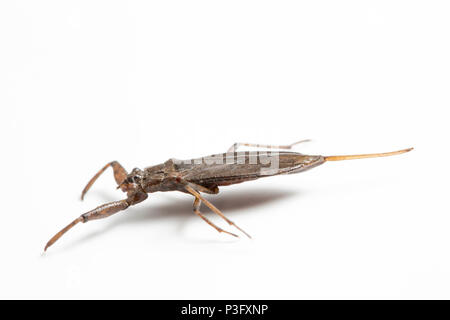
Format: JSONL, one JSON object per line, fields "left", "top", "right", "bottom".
{"left": 44, "top": 140, "right": 413, "bottom": 251}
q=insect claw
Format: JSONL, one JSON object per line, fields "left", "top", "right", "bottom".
{"left": 242, "top": 230, "right": 252, "bottom": 239}
{"left": 221, "top": 230, "right": 239, "bottom": 238}
{"left": 230, "top": 223, "right": 252, "bottom": 239}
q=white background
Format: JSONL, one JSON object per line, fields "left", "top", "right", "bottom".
{"left": 1, "top": 1, "right": 449, "bottom": 299}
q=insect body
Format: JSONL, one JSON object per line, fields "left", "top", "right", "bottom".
{"left": 44, "top": 140, "right": 413, "bottom": 251}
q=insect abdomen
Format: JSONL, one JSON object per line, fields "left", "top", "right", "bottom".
{"left": 180, "top": 152, "right": 324, "bottom": 187}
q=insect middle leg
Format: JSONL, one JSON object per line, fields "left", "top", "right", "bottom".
{"left": 227, "top": 139, "right": 310, "bottom": 152}
{"left": 185, "top": 184, "right": 251, "bottom": 238}
{"left": 192, "top": 198, "right": 238, "bottom": 237}
{"left": 81, "top": 161, "right": 128, "bottom": 200}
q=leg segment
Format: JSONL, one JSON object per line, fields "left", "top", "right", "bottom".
{"left": 192, "top": 198, "right": 238, "bottom": 237}
{"left": 81, "top": 161, "right": 128, "bottom": 200}
{"left": 45, "top": 191, "right": 148, "bottom": 251}
{"left": 227, "top": 139, "right": 310, "bottom": 152}
{"left": 185, "top": 184, "right": 251, "bottom": 238}
{"left": 189, "top": 182, "right": 219, "bottom": 194}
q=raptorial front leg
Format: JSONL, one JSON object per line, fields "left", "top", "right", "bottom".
{"left": 44, "top": 191, "right": 148, "bottom": 251}
{"left": 192, "top": 198, "right": 238, "bottom": 238}
{"left": 227, "top": 139, "right": 310, "bottom": 153}
{"left": 81, "top": 161, "right": 128, "bottom": 200}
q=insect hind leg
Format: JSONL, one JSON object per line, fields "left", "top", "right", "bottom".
{"left": 227, "top": 139, "right": 310, "bottom": 152}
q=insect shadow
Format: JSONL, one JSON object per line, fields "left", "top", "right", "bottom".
{"left": 63, "top": 187, "right": 300, "bottom": 250}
